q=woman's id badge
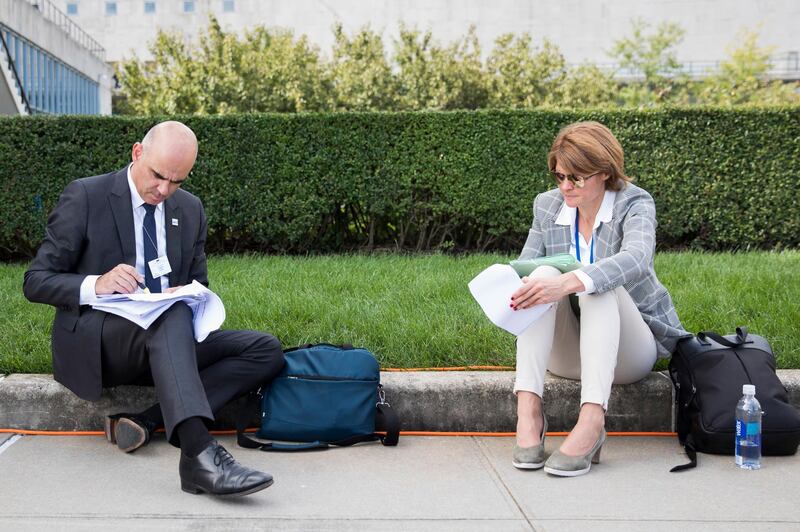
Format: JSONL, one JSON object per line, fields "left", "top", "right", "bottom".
{"left": 148, "top": 256, "right": 172, "bottom": 278}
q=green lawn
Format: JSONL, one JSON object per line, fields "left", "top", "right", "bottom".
{"left": 2, "top": 251, "right": 798, "bottom": 374}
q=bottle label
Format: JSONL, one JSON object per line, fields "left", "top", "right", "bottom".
{"left": 735, "top": 420, "right": 761, "bottom": 466}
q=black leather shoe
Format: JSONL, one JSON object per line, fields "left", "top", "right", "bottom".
{"left": 179, "top": 441, "right": 274, "bottom": 497}
{"left": 104, "top": 413, "right": 158, "bottom": 453}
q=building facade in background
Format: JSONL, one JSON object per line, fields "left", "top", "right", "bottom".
{"left": 65, "top": 0, "right": 799, "bottom": 77}
{"left": 2, "top": 0, "right": 797, "bottom": 116}
{"left": 0, "top": 0, "right": 113, "bottom": 116}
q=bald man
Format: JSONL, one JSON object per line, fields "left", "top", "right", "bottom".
{"left": 24, "top": 121, "right": 283, "bottom": 497}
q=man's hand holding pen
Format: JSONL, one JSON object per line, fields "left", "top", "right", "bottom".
{"left": 96, "top": 264, "right": 147, "bottom": 295}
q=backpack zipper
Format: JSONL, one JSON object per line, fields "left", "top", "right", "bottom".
{"left": 285, "top": 374, "right": 376, "bottom": 382}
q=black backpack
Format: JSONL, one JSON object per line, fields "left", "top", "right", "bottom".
{"left": 668, "top": 327, "right": 800, "bottom": 471}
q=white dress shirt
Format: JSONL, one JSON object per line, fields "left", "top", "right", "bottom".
{"left": 554, "top": 189, "right": 617, "bottom": 295}
{"left": 79, "top": 164, "right": 169, "bottom": 303}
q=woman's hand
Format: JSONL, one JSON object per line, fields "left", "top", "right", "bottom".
{"left": 510, "top": 273, "right": 585, "bottom": 310}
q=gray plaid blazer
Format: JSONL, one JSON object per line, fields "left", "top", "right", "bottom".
{"left": 519, "top": 183, "right": 690, "bottom": 358}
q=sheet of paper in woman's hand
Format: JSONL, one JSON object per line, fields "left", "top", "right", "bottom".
{"left": 468, "top": 264, "right": 552, "bottom": 336}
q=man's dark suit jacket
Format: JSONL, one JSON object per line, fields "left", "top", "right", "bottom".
{"left": 23, "top": 167, "right": 209, "bottom": 401}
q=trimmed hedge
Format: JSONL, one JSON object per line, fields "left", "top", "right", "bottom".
{"left": 0, "top": 108, "right": 798, "bottom": 258}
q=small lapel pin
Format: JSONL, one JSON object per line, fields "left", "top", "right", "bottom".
{"left": 171, "top": 218, "right": 179, "bottom": 226}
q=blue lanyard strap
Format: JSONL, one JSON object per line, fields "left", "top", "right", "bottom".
{"left": 575, "top": 210, "right": 594, "bottom": 264}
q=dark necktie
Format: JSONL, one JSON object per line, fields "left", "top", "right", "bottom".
{"left": 143, "top": 204, "right": 161, "bottom": 293}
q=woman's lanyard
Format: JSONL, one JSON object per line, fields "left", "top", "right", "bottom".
{"left": 574, "top": 210, "right": 594, "bottom": 264}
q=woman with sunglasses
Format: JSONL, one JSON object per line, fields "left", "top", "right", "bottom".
{"left": 509, "top": 121, "right": 689, "bottom": 477}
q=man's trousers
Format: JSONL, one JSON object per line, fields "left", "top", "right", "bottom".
{"left": 99, "top": 302, "right": 284, "bottom": 444}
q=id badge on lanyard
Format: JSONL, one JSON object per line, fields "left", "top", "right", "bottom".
{"left": 148, "top": 256, "right": 172, "bottom": 278}
{"left": 574, "top": 210, "right": 594, "bottom": 264}
{"left": 143, "top": 221, "right": 173, "bottom": 279}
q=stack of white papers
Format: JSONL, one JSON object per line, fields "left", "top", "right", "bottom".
{"left": 90, "top": 280, "right": 225, "bottom": 342}
{"left": 468, "top": 264, "right": 552, "bottom": 336}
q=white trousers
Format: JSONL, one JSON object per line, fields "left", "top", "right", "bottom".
{"left": 513, "top": 266, "right": 657, "bottom": 410}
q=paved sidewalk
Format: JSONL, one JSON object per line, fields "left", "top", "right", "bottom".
{"left": 1, "top": 433, "right": 798, "bottom": 531}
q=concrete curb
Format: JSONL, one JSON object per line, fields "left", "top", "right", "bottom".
{"left": 1, "top": 371, "right": 799, "bottom": 433}
{"left": 381, "top": 371, "right": 675, "bottom": 432}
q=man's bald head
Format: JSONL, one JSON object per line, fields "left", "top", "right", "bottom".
{"left": 130, "top": 121, "right": 199, "bottom": 205}
{"left": 141, "top": 121, "right": 198, "bottom": 158}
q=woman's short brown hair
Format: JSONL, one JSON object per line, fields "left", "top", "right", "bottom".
{"left": 547, "top": 121, "right": 632, "bottom": 191}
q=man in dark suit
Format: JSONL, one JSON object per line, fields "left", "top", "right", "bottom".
{"left": 24, "top": 121, "right": 284, "bottom": 497}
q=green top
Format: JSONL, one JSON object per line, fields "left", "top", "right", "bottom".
{"left": 509, "top": 253, "right": 580, "bottom": 277}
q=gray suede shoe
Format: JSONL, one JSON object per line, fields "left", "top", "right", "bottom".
{"left": 543, "top": 428, "right": 606, "bottom": 477}
{"left": 512, "top": 414, "right": 548, "bottom": 470}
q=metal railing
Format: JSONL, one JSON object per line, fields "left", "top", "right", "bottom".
{"left": 590, "top": 53, "right": 800, "bottom": 82}
{"left": 26, "top": 0, "right": 106, "bottom": 61}
{"left": 0, "top": 27, "right": 31, "bottom": 114}
{"left": 1, "top": 24, "right": 101, "bottom": 115}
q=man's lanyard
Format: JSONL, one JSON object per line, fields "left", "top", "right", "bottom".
{"left": 575, "top": 210, "right": 594, "bottom": 264}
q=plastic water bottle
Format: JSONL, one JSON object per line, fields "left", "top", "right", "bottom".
{"left": 735, "top": 384, "right": 762, "bottom": 470}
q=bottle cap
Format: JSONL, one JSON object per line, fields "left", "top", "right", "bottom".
{"left": 743, "top": 384, "right": 756, "bottom": 395}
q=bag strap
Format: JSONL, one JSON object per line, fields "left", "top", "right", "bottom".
{"left": 670, "top": 433, "right": 698, "bottom": 472}
{"left": 376, "top": 402, "right": 400, "bottom": 446}
{"left": 668, "top": 363, "right": 691, "bottom": 445}
{"left": 236, "top": 391, "right": 269, "bottom": 450}
{"left": 249, "top": 440, "right": 331, "bottom": 452}
{"left": 697, "top": 326, "right": 749, "bottom": 348}
{"left": 667, "top": 360, "right": 697, "bottom": 472}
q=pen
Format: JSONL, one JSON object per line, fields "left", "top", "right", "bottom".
{"left": 137, "top": 281, "right": 151, "bottom": 294}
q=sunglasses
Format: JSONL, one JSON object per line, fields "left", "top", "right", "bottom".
{"left": 550, "top": 171, "right": 601, "bottom": 189}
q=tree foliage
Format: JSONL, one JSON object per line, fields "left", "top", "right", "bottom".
{"left": 609, "top": 19, "right": 689, "bottom": 106}
{"left": 486, "top": 34, "right": 564, "bottom": 108}
{"left": 555, "top": 64, "right": 618, "bottom": 108}
{"left": 330, "top": 24, "right": 395, "bottom": 111}
{"left": 114, "top": 17, "right": 800, "bottom": 114}
{"left": 696, "top": 29, "right": 800, "bottom": 106}
{"left": 394, "top": 25, "right": 490, "bottom": 110}
{"left": 117, "top": 18, "right": 330, "bottom": 114}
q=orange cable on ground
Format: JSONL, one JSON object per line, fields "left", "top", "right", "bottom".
{"left": 1, "top": 428, "right": 676, "bottom": 437}
{"left": 0, "top": 428, "right": 256, "bottom": 436}
{"left": 383, "top": 365, "right": 513, "bottom": 372}
{"left": 383, "top": 431, "right": 677, "bottom": 437}
{"left": 0, "top": 429, "right": 105, "bottom": 436}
